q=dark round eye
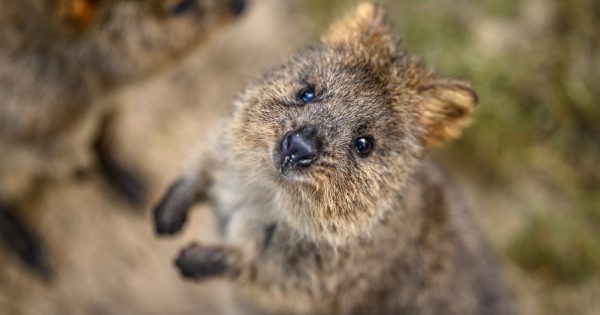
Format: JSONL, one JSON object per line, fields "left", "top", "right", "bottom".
{"left": 298, "top": 86, "right": 315, "bottom": 103}
{"left": 170, "top": 0, "right": 197, "bottom": 16}
{"left": 354, "top": 137, "right": 374, "bottom": 156}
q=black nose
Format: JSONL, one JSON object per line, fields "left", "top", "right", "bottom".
{"left": 280, "top": 126, "right": 320, "bottom": 167}
{"left": 231, "top": 0, "right": 246, "bottom": 16}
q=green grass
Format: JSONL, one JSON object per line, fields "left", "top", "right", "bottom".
{"left": 509, "top": 212, "right": 600, "bottom": 284}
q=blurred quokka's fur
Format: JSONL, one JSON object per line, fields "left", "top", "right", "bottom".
{"left": 0, "top": 0, "right": 245, "bottom": 276}
{"left": 154, "top": 3, "right": 513, "bottom": 315}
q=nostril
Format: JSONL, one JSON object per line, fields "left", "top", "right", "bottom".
{"left": 280, "top": 132, "right": 293, "bottom": 157}
{"left": 231, "top": 0, "right": 246, "bottom": 16}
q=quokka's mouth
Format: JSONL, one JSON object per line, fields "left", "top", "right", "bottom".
{"left": 274, "top": 153, "right": 305, "bottom": 174}
{"left": 270, "top": 145, "right": 314, "bottom": 181}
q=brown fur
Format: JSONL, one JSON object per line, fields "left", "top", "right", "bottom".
{"left": 0, "top": 0, "right": 243, "bottom": 202}
{"left": 0, "top": 0, "right": 244, "bottom": 275}
{"left": 154, "top": 3, "right": 513, "bottom": 314}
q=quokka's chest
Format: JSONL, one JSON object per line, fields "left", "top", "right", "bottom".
{"left": 208, "top": 169, "right": 277, "bottom": 234}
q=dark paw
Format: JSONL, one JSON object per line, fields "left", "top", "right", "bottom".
{"left": 94, "top": 111, "right": 147, "bottom": 208}
{"left": 97, "top": 154, "right": 147, "bottom": 208}
{"left": 0, "top": 206, "right": 52, "bottom": 279}
{"left": 153, "top": 179, "right": 196, "bottom": 235}
{"left": 174, "top": 243, "right": 231, "bottom": 280}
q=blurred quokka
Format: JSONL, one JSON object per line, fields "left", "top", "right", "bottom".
{"left": 154, "top": 3, "right": 513, "bottom": 315}
{"left": 0, "top": 0, "right": 246, "bottom": 277}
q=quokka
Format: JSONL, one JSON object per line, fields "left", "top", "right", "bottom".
{"left": 154, "top": 2, "right": 513, "bottom": 314}
{"left": 0, "top": 0, "right": 246, "bottom": 277}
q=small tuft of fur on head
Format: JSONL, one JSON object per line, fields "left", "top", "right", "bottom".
{"left": 418, "top": 79, "right": 478, "bottom": 147}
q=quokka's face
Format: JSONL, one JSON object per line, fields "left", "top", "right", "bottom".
{"left": 229, "top": 3, "right": 476, "bottom": 243}
{"left": 229, "top": 45, "right": 423, "bottom": 243}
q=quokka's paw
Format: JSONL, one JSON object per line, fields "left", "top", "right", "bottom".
{"left": 174, "top": 243, "right": 234, "bottom": 280}
{"left": 94, "top": 133, "right": 147, "bottom": 208}
{"left": 0, "top": 206, "right": 52, "bottom": 279}
{"left": 153, "top": 178, "right": 197, "bottom": 235}
{"left": 97, "top": 154, "right": 148, "bottom": 208}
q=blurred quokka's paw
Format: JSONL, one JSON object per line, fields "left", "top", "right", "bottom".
{"left": 0, "top": 206, "right": 52, "bottom": 279}
{"left": 174, "top": 243, "right": 233, "bottom": 280}
{"left": 98, "top": 155, "right": 148, "bottom": 208}
{"left": 153, "top": 178, "right": 197, "bottom": 235}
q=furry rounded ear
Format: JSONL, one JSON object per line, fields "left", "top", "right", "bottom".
{"left": 417, "top": 80, "right": 478, "bottom": 147}
{"left": 322, "top": 2, "right": 394, "bottom": 50}
{"left": 57, "top": 0, "right": 104, "bottom": 32}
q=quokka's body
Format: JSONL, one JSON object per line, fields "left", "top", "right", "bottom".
{"left": 0, "top": 0, "right": 245, "bottom": 276}
{"left": 154, "top": 3, "right": 514, "bottom": 315}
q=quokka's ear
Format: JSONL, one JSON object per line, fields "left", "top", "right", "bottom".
{"left": 57, "top": 0, "right": 105, "bottom": 32}
{"left": 417, "top": 79, "right": 478, "bottom": 147}
{"left": 322, "top": 2, "right": 394, "bottom": 51}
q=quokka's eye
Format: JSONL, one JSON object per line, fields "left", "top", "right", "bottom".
{"left": 170, "top": 0, "right": 197, "bottom": 16}
{"left": 354, "top": 136, "right": 374, "bottom": 157}
{"left": 298, "top": 86, "right": 315, "bottom": 103}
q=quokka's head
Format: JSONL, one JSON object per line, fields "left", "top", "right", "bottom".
{"left": 229, "top": 2, "right": 477, "bottom": 244}
{"left": 51, "top": 0, "right": 246, "bottom": 80}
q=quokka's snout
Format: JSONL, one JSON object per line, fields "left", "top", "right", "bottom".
{"left": 278, "top": 126, "right": 321, "bottom": 169}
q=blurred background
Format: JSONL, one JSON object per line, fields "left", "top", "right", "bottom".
{"left": 0, "top": 0, "right": 599, "bottom": 314}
